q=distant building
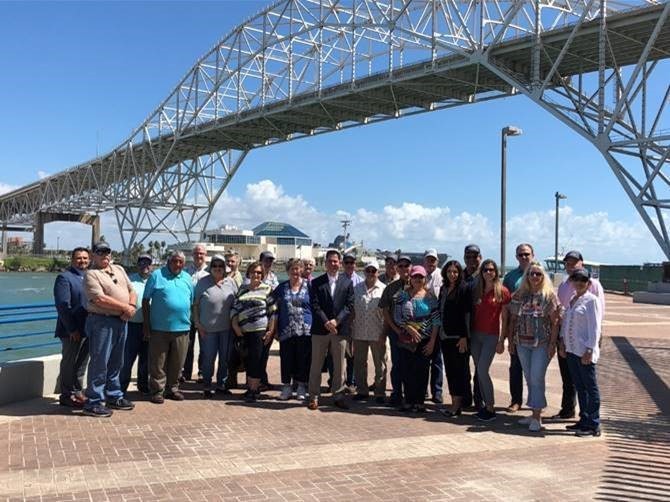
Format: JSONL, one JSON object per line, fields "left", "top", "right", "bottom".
{"left": 173, "top": 222, "right": 313, "bottom": 262}
{"left": 253, "top": 221, "right": 313, "bottom": 261}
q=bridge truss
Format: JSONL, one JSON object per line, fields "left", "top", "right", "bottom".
{"left": 0, "top": 0, "right": 669, "bottom": 258}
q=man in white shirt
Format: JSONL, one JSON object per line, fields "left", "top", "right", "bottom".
{"left": 423, "top": 249, "right": 444, "bottom": 404}
{"left": 183, "top": 244, "right": 209, "bottom": 382}
{"left": 553, "top": 250, "right": 605, "bottom": 420}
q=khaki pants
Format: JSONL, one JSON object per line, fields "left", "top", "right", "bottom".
{"left": 149, "top": 331, "right": 189, "bottom": 395}
{"left": 308, "top": 334, "right": 347, "bottom": 400}
{"left": 353, "top": 339, "right": 387, "bottom": 397}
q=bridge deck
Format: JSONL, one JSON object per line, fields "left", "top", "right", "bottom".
{"left": 0, "top": 293, "right": 668, "bottom": 501}
{"left": 1, "top": 3, "right": 669, "bottom": 222}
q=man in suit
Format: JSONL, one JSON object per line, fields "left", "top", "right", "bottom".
{"left": 54, "top": 247, "right": 91, "bottom": 408}
{"left": 308, "top": 249, "right": 354, "bottom": 410}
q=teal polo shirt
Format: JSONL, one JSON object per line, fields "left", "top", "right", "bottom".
{"left": 143, "top": 266, "right": 194, "bottom": 332}
{"left": 503, "top": 267, "right": 525, "bottom": 293}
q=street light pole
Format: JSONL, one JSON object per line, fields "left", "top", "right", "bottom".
{"left": 501, "top": 125, "right": 522, "bottom": 273}
{"left": 554, "top": 192, "right": 568, "bottom": 273}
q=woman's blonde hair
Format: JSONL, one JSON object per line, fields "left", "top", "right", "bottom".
{"left": 474, "top": 259, "right": 504, "bottom": 303}
{"left": 515, "top": 260, "right": 555, "bottom": 299}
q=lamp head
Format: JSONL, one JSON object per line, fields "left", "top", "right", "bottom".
{"left": 503, "top": 125, "right": 523, "bottom": 136}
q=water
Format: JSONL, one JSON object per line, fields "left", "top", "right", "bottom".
{"left": 0, "top": 272, "right": 59, "bottom": 363}
{"left": 0, "top": 270, "right": 292, "bottom": 363}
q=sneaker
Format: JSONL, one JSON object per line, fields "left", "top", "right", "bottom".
{"left": 59, "top": 396, "right": 84, "bottom": 408}
{"left": 575, "top": 427, "right": 602, "bottom": 437}
{"left": 215, "top": 386, "right": 232, "bottom": 396}
{"left": 244, "top": 390, "right": 257, "bottom": 403}
{"left": 565, "top": 422, "right": 586, "bottom": 431}
{"left": 352, "top": 394, "right": 368, "bottom": 401}
{"left": 431, "top": 395, "right": 444, "bottom": 404}
{"left": 550, "top": 410, "right": 576, "bottom": 420}
{"left": 107, "top": 398, "right": 135, "bottom": 410}
{"left": 203, "top": 389, "right": 214, "bottom": 399}
{"left": 477, "top": 409, "right": 497, "bottom": 422}
{"left": 82, "top": 405, "right": 113, "bottom": 417}
{"left": 278, "top": 384, "right": 292, "bottom": 401}
{"left": 528, "top": 418, "right": 542, "bottom": 432}
{"left": 296, "top": 383, "right": 307, "bottom": 401}
{"left": 150, "top": 394, "right": 165, "bottom": 404}
{"left": 518, "top": 416, "right": 532, "bottom": 425}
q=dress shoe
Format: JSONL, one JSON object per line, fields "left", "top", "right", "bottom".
{"left": 575, "top": 427, "right": 602, "bottom": 437}
{"left": 565, "top": 422, "right": 585, "bottom": 431}
{"left": 352, "top": 394, "right": 368, "bottom": 401}
{"left": 550, "top": 410, "right": 576, "bottom": 420}
{"left": 308, "top": 399, "right": 319, "bottom": 410}
{"left": 150, "top": 394, "right": 165, "bottom": 404}
{"left": 439, "top": 407, "right": 462, "bottom": 418}
{"left": 334, "top": 399, "right": 350, "bottom": 410}
{"left": 166, "top": 391, "right": 185, "bottom": 401}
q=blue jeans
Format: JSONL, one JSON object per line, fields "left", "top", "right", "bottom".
{"left": 120, "top": 322, "right": 149, "bottom": 393}
{"left": 429, "top": 345, "right": 444, "bottom": 399}
{"left": 200, "top": 330, "right": 234, "bottom": 388}
{"left": 387, "top": 328, "right": 403, "bottom": 400}
{"left": 566, "top": 353, "right": 601, "bottom": 430}
{"left": 516, "top": 344, "right": 551, "bottom": 410}
{"left": 84, "top": 314, "right": 127, "bottom": 407}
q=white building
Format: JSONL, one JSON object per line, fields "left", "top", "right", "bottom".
{"left": 173, "top": 222, "right": 313, "bottom": 262}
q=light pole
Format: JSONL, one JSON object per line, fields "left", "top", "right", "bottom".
{"left": 554, "top": 192, "right": 567, "bottom": 273}
{"left": 501, "top": 125, "right": 523, "bottom": 274}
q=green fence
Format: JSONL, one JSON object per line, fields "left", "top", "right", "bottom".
{"left": 599, "top": 265, "right": 664, "bottom": 293}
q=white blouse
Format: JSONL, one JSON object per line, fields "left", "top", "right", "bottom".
{"left": 559, "top": 291, "right": 602, "bottom": 363}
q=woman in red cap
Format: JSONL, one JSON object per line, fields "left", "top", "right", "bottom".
{"left": 393, "top": 265, "right": 440, "bottom": 412}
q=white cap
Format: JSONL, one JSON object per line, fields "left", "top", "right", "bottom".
{"left": 424, "top": 248, "right": 438, "bottom": 259}
{"left": 363, "top": 259, "right": 380, "bottom": 271}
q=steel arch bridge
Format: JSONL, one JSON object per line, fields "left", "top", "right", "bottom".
{"left": 1, "top": 0, "right": 669, "bottom": 258}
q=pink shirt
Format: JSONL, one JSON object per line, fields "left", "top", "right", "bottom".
{"left": 557, "top": 277, "right": 605, "bottom": 320}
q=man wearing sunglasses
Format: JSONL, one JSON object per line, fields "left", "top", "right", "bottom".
{"left": 379, "top": 254, "right": 412, "bottom": 406}
{"left": 554, "top": 250, "right": 605, "bottom": 420}
{"left": 502, "top": 243, "right": 535, "bottom": 413}
{"left": 82, "top": 241, "right": 137, "bottom": 417}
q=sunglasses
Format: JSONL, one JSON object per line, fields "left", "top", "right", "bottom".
{"left": 211, "top": 264, "right": 225, "bottom": 269}
{"left": 95, "top": 250, "right": 111, "bottom": 256}
{"left": 529, "top": 271, "right": 543, "bottom": 278}
{"left": 483, "top": 268, "right": 496, "bottom": 273}
{"left": 571, "top": 277, "right": 589, "bottom": 283}
{"left": 517, "top": 253, "right": 531, "bottom": 258}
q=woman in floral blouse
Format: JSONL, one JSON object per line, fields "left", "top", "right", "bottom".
{"left": 506, "top": 260, "right": 560, "bottom": 432}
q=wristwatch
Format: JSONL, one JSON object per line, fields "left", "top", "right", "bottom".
{"left": 585, "top": 348, "right": 593, "bottom": 354}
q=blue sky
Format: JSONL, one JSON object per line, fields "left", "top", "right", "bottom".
{"left": 0, "top": 0, "right": 666, "bottom": 264}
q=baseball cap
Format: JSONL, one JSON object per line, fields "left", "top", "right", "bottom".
{"left": 410, "top": 265, "right": 427, "bottom": 277}
{"left": 137, "top": 254, "right": 152, "bottom": 264}
{"left": 464, "top": 244, "right": 481, "bottom": 255}
{"left": 424, "top": 248, "right": 438, "bottom": 259}
{"left": 569, "top": 268, "right": 590, "bottom": 281}
{"left": 343, "top": 252, "right": 356, "bottom": 262}
{"left": 209, "top": 254, "right": 231, "bottom": 273}
{"left": 364, "top": 259, "right": 380, "bottom": 271}
{"left": 92, "top": 240, "right": 111, "bottom": 253}
{"left": 563, "top": 250, "right": 584, "bottom": 262}
{"left": 397, "top": 255, "right": 412, "bottom": 265}
{"left": 384, "top": 253, "right": 397, "bottom": 262}
{"left": 260, "top": 250, "right": 275, "bottom": 261}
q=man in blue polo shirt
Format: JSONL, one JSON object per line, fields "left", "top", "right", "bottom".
{"left": 502, "top": 242, "right": 534, "bottom": 412}
{"left": 143, "top": 250, "right": 194, "bottom": 403}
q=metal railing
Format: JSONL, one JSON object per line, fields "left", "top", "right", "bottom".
{"left": 0, "top": 303, "right": 59, "bottom": 354}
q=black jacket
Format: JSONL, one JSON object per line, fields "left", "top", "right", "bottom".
{"left": 309, "top": 272, "right": 354, "bottom": 336}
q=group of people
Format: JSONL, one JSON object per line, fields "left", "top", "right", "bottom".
{"left": 54, "top": 240, "right": 603, "bottom": 437}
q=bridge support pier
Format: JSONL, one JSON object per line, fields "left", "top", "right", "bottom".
{"left": 32, "top": 212, "right": 101, "bottom": 255}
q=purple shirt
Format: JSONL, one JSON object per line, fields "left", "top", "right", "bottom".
{"left": 557, "top": 277, "right": 605, "bottom": 320}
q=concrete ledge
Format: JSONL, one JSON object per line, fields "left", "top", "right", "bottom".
{"left": 633, "top": 291, "right": 670, "bottom": 305}
{"left": 0, "top": 354, "right": 61, "bottom": 406}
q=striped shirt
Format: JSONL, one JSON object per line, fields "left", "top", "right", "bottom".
{"left": 231, "top": 283, "right": 277, "bottom": 334}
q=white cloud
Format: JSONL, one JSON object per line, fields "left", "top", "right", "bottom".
{"left": 37, "top": 170, "right": 49, "bottom": 179}
{"left": 41, "top": 179, "right": 666, "bottom": 264}
{"left": 0, "top": 183, "right": 18, "bottom": 195}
